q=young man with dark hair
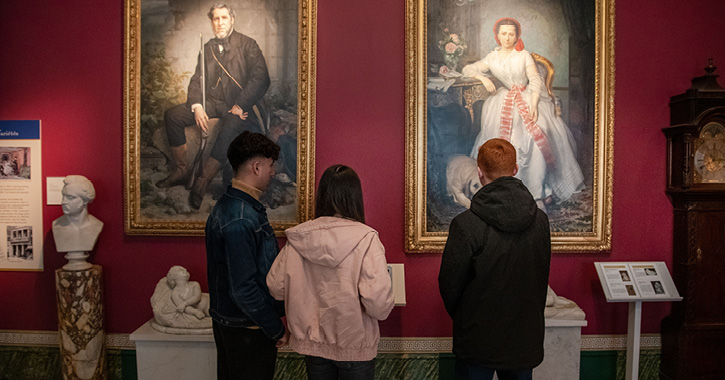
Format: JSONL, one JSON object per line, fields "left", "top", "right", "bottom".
{"left": 206, "top": 131, "right": 286, "bottom": 380}
{"left": 439, "top": 138, "right": 551, "bottom": 380}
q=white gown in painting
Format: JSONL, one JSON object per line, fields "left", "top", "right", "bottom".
{"left": 463, "top": 48, "right": 584, "bottom": 204}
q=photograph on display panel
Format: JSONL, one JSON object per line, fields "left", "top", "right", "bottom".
{"left": 6, "top": 226, "right": 33, "bottom": 262}
{"left": 405, "top": 0, "right": 614, "bottom": 252}
{"left": 0, "top": 147, "right": 30, "bottom": 180}
{"left": 124, "top": 0, "right": 316, "bottom": 235}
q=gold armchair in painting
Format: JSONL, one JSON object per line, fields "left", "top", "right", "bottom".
{"left": 531, "top": 53, "right": 562, "bottom": 117}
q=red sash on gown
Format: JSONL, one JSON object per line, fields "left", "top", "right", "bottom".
{"left": 498, "top": 85, "right": 555, "bottom": 166}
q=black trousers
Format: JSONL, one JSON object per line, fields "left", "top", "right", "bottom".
{"left": 212, "top": 321, "right": 278, "bottom": 380}
{"left": 164, "top": 100, "right": 261, "bottom": 163}
{"left": 304, "top": 355, "right": 375, "bottom": 380}
{"left": 455, "top": 359, "right": 533, "bottom": 380}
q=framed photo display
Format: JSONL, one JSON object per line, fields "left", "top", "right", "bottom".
{"left": 405, "top": 0, "right": 614, "bottom": 252}
{"left": 124, "top": 0, "right": 316, "bottom": 235}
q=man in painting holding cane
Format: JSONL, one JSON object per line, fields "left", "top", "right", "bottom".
{"left": 158, "top": 2, "right": 270, "bottom": 210}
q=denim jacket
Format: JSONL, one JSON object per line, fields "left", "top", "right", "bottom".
{"left": 206, "top": 186, "right": 285, "bottom": 340}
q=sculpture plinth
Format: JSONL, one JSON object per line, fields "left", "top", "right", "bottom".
{"left": 55, "top": 265, "right": 106, "bottom": 380}
{"left": 62, "top": 251, "right": 92, "bottom": 271}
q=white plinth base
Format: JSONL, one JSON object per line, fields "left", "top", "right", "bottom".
{"left": 493, "top": 319, "right": 587, "bottom": 380}
{"left": 130, "top": 320, "right": 216, "bottom": 380}
{"left": 129, "top": 318, "right": 586, "bottom": 380}
{"left": 535, "top": 319, "right": 587, "bottom": 380}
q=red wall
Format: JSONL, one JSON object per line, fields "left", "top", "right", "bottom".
{"left": 1, "top": 0, "right": 724, "bottom": 337}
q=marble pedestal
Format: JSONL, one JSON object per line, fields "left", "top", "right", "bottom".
{"left": 528, "top": 318, "right": 587, "bottom": 380}
{"left": 130, "top": 321, "right": 216, "bottom": 380}
{"left": 130, "top": 318, "right": 586, "bottom": 380}
{"left": 55, "top": 265, "right": 106, "bottom": 380}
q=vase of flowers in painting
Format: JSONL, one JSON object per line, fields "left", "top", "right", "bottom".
{"left": 439, "top": 26, "right": 467, "bottom": 72}
{"left": 443, "top": 55, "right": 459, "bottom": 72}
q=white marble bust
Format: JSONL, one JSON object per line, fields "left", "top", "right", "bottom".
{"left": 52, "top": 176, "right": 103, "bottom": 270}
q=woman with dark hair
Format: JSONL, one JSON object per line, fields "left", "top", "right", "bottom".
{"left": 267, "top": 165, "right": 394, "bottom": 380}
{"left": 462, "top": 18, "right": 584, "bottom": 210}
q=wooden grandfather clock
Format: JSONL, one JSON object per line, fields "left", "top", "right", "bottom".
{"left": 661, "top": 59, "right": 725, "bottom": 380}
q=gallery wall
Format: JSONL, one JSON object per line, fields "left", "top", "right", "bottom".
{"left": 0, "top": 0, "right": 724, "bottom": 338}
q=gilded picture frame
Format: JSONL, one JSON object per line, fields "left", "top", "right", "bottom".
{"left": 124, "top": 0, "right": 316, "bottom": 235}
{"left": 405, "top": 0, "right": 614, "bottom": 252}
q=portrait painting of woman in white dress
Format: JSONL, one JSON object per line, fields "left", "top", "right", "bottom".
{"left": 423, "top": 0, "right": 600, "bottom": 236}
{"left": 462, "top": 18, "right": 584, "bottom": 210}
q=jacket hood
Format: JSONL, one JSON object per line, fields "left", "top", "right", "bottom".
{"left": 284, "top": 217, "right": 376, "bottom": 268}
{"left": 470, "top": 176, "right": 539, "bottom": 232}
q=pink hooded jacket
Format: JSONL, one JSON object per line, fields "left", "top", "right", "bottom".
{"left": 266, "top": 217, "right": 394, "bottom": 361}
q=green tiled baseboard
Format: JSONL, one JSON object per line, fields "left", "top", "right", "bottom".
{"left": 120, "top": 349, "right": 137, "bottom": 380}
{"left": 0, "top": 346, "right": 61, "bottom": 380}
{"left": 0, "top": 346, "right": 127, "bottom": 380}
{"left": 615, "top": 350, "right": 660, "bottom": 380}
{"left": 581, "top": 350, "right": 618, "bottom": 380}
{"left": 0, "top": 345, "right": 660, "bottom": 380}
{"left": 273, "top": 353, "right": 442, "bottom": 379}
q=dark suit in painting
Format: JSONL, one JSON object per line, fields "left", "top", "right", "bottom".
{"left": 166, "top": 30, "right": 270, "bottom": 162}
{"left": 162, "top": 30, "right": 270, "bottom": 209}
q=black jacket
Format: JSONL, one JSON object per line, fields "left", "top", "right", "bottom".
{"left": 438, "top": 176, "right": 551, "bottom": 370}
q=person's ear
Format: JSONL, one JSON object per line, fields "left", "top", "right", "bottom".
{"left": 251, "top": 160, "right": 261, "bottom": 176}
{"left": 477, "top": 166, "right": 487, "bottom": 186}
{"left": 513, "top": 164, "right": 519, "bottom": 176}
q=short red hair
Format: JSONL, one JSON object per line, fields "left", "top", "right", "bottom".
{"left": 477, "top": 138, "right": 517, "bottom": 180}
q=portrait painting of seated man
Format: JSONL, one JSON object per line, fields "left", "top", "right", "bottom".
{"left": 136, "top": 1, "right": 301, "bottom": 222}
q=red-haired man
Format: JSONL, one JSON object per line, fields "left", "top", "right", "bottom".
{"left": 439, "top": 138, "right": 551, "bottom": 380}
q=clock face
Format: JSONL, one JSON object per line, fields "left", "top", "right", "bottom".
{"left": 694, "top": 122, "right": 725, "bottom": 184}
{"left": 700, "top": 122, "right": 725, "bottom": 140}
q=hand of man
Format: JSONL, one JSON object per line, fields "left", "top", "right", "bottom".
{"left": 228, "top": 105, "right": 249, "bottom": 120}
{"left": 276, "top": 329, "right": 290, "bottom": 348}
{"left": 194, "top": 107, "right": 210, "bottom": 134}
